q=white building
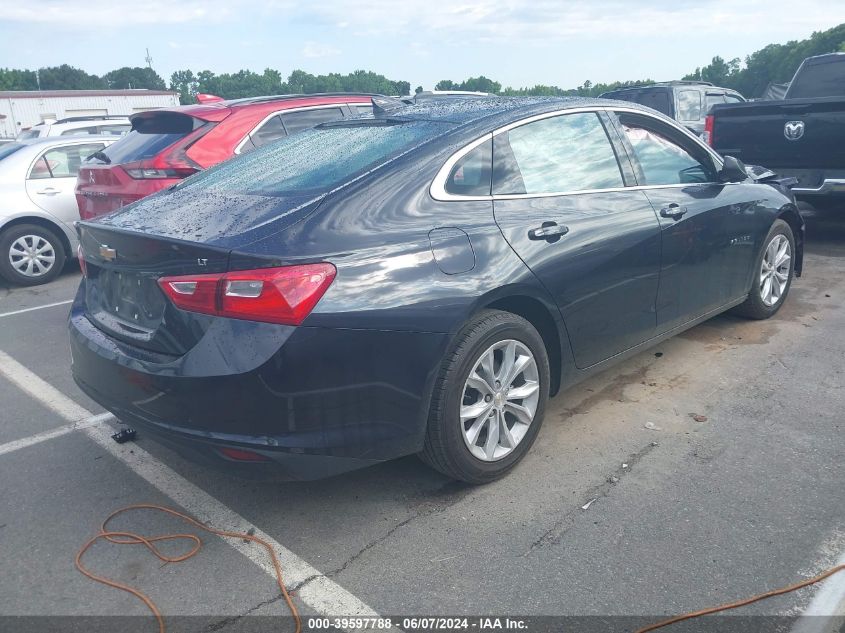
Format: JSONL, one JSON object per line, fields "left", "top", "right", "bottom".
{"left": 0, "top": 89, "right": 180, "bottom": 138}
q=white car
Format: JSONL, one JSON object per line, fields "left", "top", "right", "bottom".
{"left": 0, "top": 136, "right": 117, "bottom": 285}
{"left": 16, "top": 116, "right": 130, "bottom": 141}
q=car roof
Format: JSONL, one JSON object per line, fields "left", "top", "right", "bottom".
{"left": 357, "top": 95, "right": 660, "bottom": 130}
{"left": 143, "top": 93, "right": 383, "bottom": 122}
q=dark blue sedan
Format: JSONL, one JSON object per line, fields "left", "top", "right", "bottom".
{"left": 70, "top": 97, "right": 803, "bottom": 483}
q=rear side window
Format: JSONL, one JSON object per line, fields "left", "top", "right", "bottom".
{"left": 98, "top": 124, "right": 131, "bottom": 136}
{"left": 704, "top": 93, "right": 726, "bottom": 113}
{"left": 677, "top": 90, "right": 702, "bottom": 121}
{"left": 248, "top": 115, "right": 287, "bottom": 150}
{"left": 354, "top": 105, "right": 374, "bottom": 116}
{"left": 280, "top": 107, "right": 345, "bottom": 135}
{"left": 61, "top": 126, "right": 99, "bottom": 136}
{"left": 605, "top": 89, "right": 673, "bottom": 116}
{"left": 445, "top": 139, "right": 491, "bottom": 196}
{"left": 100, "top": 113, "right": 199, "bottom": 164}
{"left": 17, "top": 130, "right": 41, "bottom": 141}
{"left": 493, "top": 113, "right": 624, "bottom": 195}
{"left": 724, "top": 94, "right": 743, "bottom": 104}
{"left": 28, "top": 143, "right": 105, "bottom": 179}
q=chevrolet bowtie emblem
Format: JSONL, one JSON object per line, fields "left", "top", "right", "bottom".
{"left": 99, "top": 245, "right": 117, "bottom": 261}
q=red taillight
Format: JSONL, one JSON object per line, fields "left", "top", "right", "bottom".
{"left": 157, "top": 263, "right": 336, "bottom": 325}
{"left": 218, "top": 447, "right": 270, "bottom": 462}
{"left": 77, "top": 244, "right": 88, "bottom": 277}
{"left": 703, "top": 114, "right": 715, "bottom": 146}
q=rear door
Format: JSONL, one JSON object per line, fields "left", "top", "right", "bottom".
{"left": 608, "top": 110, "right": 758, "bottom": 331}
{"left": 492, "top": 110, "right": 662, "bottom": 368}
{"left": 25, "top": 141, "right": 108, "bottom": 223}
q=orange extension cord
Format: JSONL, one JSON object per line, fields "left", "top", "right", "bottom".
{"left": 76, "top": 504, "right": 844, "bottom": 633}
{"left": 75, "top": 504, "right": 301, "bottom": 633}
{"left": 635, "top": 563, "right": 845, "bottom": 633}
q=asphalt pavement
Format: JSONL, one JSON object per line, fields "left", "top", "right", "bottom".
{"left": 0, "top": 208, "right": 842, "bottom": 633}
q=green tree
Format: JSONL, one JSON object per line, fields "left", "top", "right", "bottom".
{"left": 0, "top": 68, "right": 38, "bottom": 90}
{"left": 170, "top": 69, "right": 198, "bottom": 104}
{"left": 105, "top": 67, "right": 166, "bottom": 90}
{"left": 37, "top": 65, "right": 105, "bottom": 90}
{"left": 415, "top": 85, "right": 424, "bottom": 94}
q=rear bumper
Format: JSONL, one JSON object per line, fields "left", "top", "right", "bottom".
{"left": 68, "top": 291, "right": 448, "bottom": 480}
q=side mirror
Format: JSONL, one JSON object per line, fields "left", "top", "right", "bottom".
{"left": 719, "top": 155, "right": 748, "bottom": 183}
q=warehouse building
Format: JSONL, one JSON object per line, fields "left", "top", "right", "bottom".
{"left": 0, "top": 89, "right": 180, "bottom": 138}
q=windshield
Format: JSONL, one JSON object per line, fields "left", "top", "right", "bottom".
{"left": 0, "top": 143, "right": 26, "bottom": 161}
{"left": 176, "top": 119, "right": 450, "bottom": 197}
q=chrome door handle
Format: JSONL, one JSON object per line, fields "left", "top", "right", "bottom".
{"left": 660, "top": 204, "right": 687, "bottom": 220}
{"left": 36, "top": 187, "right": 60, "bottom": 196}
{"left": 528, "top": 222, "right": 569, "bottom": 241}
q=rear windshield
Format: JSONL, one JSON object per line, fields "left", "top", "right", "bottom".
{"left": 788, "top": 58, "right": 845, "bottom": 98}
{"left": 604, "top": 89, "right": 673, "bottom": 116}
{"left": 176, "top": 119, "right": 450, "bottom": 197}
{"left": 0, "top": 143, "right": 25, "bottom": 161}
{"left": 98, "top": 112, "right": 199, "bottom": 164}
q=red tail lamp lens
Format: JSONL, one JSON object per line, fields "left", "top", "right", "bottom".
{"left": 157, "top": 263, "right": 336, "bottom": 325}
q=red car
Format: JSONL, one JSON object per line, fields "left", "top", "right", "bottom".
{"left": 76, "top": 93, "right": 378, "bottom": 219}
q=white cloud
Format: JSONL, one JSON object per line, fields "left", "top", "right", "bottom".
{"left": 301, "top": 41, "right": 341, "bottom": 58}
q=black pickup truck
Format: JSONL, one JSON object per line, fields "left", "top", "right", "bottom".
{"left": 707, "top": 53, "right": 845, "bottom": 205}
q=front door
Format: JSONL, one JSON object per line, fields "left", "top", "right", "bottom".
{"left": 609, "top": 111, "right": 757, "bottom": 332}
{"left": 491, "top": 111, "right": 662, "bottom": 368}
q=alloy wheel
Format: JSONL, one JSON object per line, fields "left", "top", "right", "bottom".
{"left": 760, "top": 234, "right": 791, "bottom": 307}
{"left": 460, "top": 339, "right": 540, "bottom": 462}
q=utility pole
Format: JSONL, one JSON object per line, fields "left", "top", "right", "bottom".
{"left": 36, "top": 69, "right": 41, "bottom": 91}
{"left": 145, "top": 48, "right": 153, "bottom": 70}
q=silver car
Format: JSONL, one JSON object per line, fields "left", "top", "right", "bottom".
{"left": 0, "top": 136, "right": 117, "bottom": 285}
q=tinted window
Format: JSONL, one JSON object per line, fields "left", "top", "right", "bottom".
{"left": 493, "top": 113, "right": 623, "bottom": 195}
{"left": 28, "top": 143, "right": 105, "bottom": 179}
{"left": 445, "top": 139, "right": 491, "bottom": 196}
{"left": 280, "top": 108, "right": 345, "bottom": 135}
{"left": 788, "top": 58, "right": 845, "bottom": 98}
{"left": 677, "top": 90, "right": 702, "bottom": 121}
{"left": 355, "top": 105, "right": 374, "bottom": 116}
{"left": 248, "top": 115, "right": 287, "bottom": 150}
{"left": 724, "top": 94, "right": 743, "bottom": 104}
{"left": 620, "top": 118, "right": 714, "bottom": 185}
{"left": 17, "top": 130, "right": 41, "bottom": 141}
{"left": 100, "top": 131, "right": 186, "bottom": 163}
{"left": 604, "top": 89, "right": 673, "bottom": 116}
{"left": 177, "top": 120, "right": 449, "bottom": 197}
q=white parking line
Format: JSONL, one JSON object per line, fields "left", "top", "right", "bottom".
{"left": 0, "top": 411, "right": 113, "bottom": 457}
{"left": 792, "top": 551, "right": 845, "bottom": 633}
{"left": 0, "top": 349, "right": 381, "bottom": 620}
{"left": 0, "top": 299, "right": 73, "bottom": 319}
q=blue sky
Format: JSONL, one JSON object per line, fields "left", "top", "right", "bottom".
{"left": 2, "top": 0, "right": 843, "bottom": 91}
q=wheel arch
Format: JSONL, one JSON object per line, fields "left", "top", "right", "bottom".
{"left": 0, "top": 214, "right": 74, "bottom": 261}
{"left": 476, "top": 291, "right": 568, "bottom": 397}
{"left": 775, "top": 203, "right": 804, "bottom": 276}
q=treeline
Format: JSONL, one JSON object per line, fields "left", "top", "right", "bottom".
{"left": 0, "top": 64, "right": 410, "bottom": 104}
{"left": 682, "top": 23, "right": 845, "bottom": 96}
{"left": 1, "top": 23, "right": 842, "bottom": 102}
{"left": 169, "top": 69, "right": 410, "bottom": 103}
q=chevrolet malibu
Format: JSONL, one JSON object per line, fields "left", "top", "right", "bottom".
{"left": 70, "top": 97, "right": 803, "bottom": 483}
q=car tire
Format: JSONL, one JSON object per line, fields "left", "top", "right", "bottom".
{"left": 731, "top": 219, "right": 795, "bottom": 320}
{"left": 0, "top": 223, "right": 67, "bottom": 286}
{"left": 420, "top": 309, "right": 550, "bottom": 484}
